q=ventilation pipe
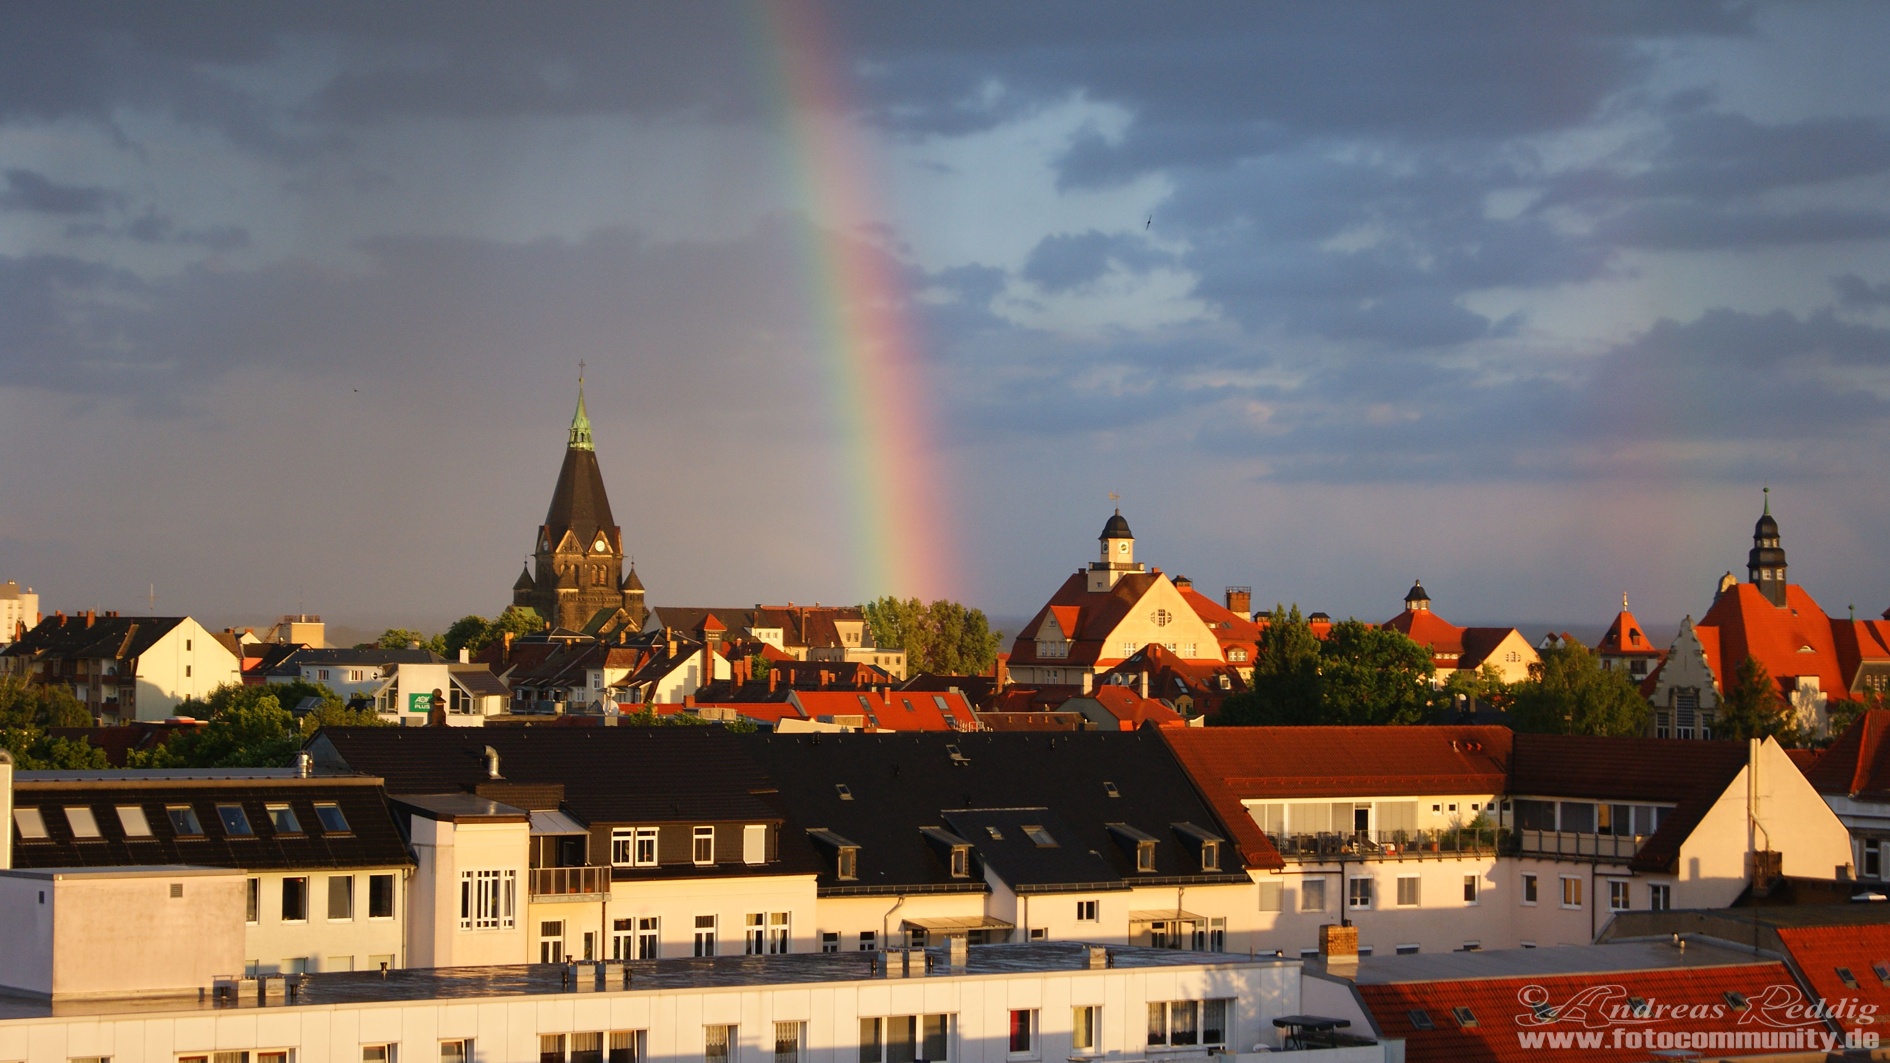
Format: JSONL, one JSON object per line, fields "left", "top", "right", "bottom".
{"left": 484, "top": 746, "right": 502, "bottom": 780}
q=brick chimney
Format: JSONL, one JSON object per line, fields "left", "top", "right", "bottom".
{"left": 84, "top": 610, "right": 96, "bottom": 628}
{"left": 1224, "top": 586, "right": 1252, "bottom": 615}
{"left": 1319, "top": 923, "right": 1359, "bottom": 974}
{"left": 1173, "top": 575, "right": 1193, "bottom": 591}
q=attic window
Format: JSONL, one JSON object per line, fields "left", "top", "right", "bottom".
{"left": 1103, "top": 782, "right": 1121, "bottom": 799}
{"left": 64, "top": 807, "right": 101, "bottom": 839}
{"left": 217, "top": 804, "right": 254, "bottom": 837}
{"left": 1201, "top": 840, "right": 1220, "bottom": 871}
{"left": 985, "top": 826, "right": 1004, "bottom": 841}
{"left": 1874, "top": 962, "right": 1890, "bottom": 986}
{"left": 1723, "top": 991, "right": 1749, "bottom": 1012}
{"left": 950, "top": 847, "right": 970, "bottom": 878}
{"left": 1626, "top": 997, "right": 1648, "bottom": 1017}
{"left": 837, "top": 847, "right": 858, "bottom": 880}
{"left": 835, "top": 784, "right": 853, "bottom": 801}
{"left": 1022, "top": 825, "right": 1057, "bottom": 848}
{"left": 13, "top": 808, "right": 47, "bottom": 840}
{"left": 167, "top": 805, "right": 204, "bottom": 837}
{"left": 314, "top": 802, "right": 350, "bottom": 834}
{"left": 1407, "top": 1010, "right": 1435, "bottom": 1030}
{"left": 1450, "top": 1007, "right": 1477, "bottom": 1028}
{"left": 1530, "top": 1002, "right": 1555, "bottom": 1022}
{"left": 116, "top": 805, "right": 151, "bottom": 837}
{"left": 267, "top": 804, "right": 302, "bottom": 835}
{"left": 1137, "top": 841, "right": 1155, "bottom": 872}
{"left": 1838, "top": 967, "right": 1860, "bottom": 989}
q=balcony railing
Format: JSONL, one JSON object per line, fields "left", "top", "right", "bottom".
{"left": 528, "top": 865, "right": 611, "bottom": 900}
{"left": 1265, "top": 828, "right": 1505, "bottom": 861}
{"left": 1517, "top": 829, "right": 1642, "bottom": 860}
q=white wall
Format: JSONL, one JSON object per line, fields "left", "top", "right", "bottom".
{"left": 134, "top": 617, "right": 244, "bottom": 721}
{"left": 0, "top": 951, "right": 1317, "bottom": 1063}
{"left": 0, "top": 867, "right": 245, "bottom": 1000}
{"left": 244, "top": 867, "right": 407, "bottom": 975}
{"left": 408, "top": 817, "right": 531, "bottom": 968}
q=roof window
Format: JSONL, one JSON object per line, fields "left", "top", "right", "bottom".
{"left": 1022, "top": 825, "right": 1057, "bottom": 848}
{"left": 167, "top": 805, "right": 204, "bottom": 837}
{"left": 64, "top": 807, "right": 101, "bottom": 839}
{"left": 1838, "top": 967, "right": 1860, "bottom": 989}
{"left": 835, "top": 783, "right": 853, "bottom": 801}
{"left": 1723, "top": 991, "right": 1749, "bottom": 1012}
{"left": 267, "top": 804, "right": 302, "bottom": 835}
{"left": 1407, "top": 1010, "right": 1435, "bottom": 1030}
{"left": 985, "top": 826, "right": 1004, "bottom": 841}
{"left": 1103, "top": 781, "right": 1121, "bottom": 798}
{"left": 116, "top": 805, "right": 152, "bottom": 837}
{"left": 13, "top": 808, "right": 47, "bottom": 840}
{"left": 1450, "top": 1007, "right": 1477, "bottom": 1028}
{"left": 1874, "top": 962, "right": 1890, "bottom": 986}
{"left": 313, "top": 802, "right": 349, "bottom": 834}
{"left": 216, "top": 804, "right": 253, "bottom": 837}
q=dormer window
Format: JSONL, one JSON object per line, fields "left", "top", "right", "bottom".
{"left": 1107, "top": 823, "right": 1160, "bottom": 872}
{"left": 921, "top": 826, "right": 975, "bottom": 878}
{"left": 951, "top": 847, "right": 970, "bottom": 877}
{"left": 1172, "top": 822, "right": 1226, "bottom": 873}
{"left": 1201, "top": 840, "right": 1220, "bottom": 871}
{"left": 1137, "top": 841, "right": 1155, "bottom": 871}
{"left": 808, "top": 829, "right": 860, "bottom": 881}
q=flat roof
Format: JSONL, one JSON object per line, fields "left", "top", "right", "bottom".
{"left": 1338, "top": 939, "right": 1772, "bottom": 986}
{"left": 18, "top": 769, "right": 378, "bottom": 785}
{"left": 0, "top": 943, "right": 1290, "bottom": 1021}
{"left": 0, "top": 865, "right": 239, "bottom": 881}
{"left": 389, "top": 793, "right": 529, "bottom": 822}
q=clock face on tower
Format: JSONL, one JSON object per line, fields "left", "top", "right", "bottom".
{"left": 1117, "top": 541, "right": 1129, "bottom": 554}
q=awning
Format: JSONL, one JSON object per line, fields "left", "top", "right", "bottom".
{"left": 1127, "top": 909, "right": 1207, "bottom": 923}
{"left": 901, "top": 916, "right": 1015, "bottom": 932}
{"left": 529, "top": 810, "right": 588, "bottom": 836}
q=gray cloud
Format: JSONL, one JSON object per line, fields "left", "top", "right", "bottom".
{"left": 0, "top": 169, "right": 118, "bottom": 214}
{"left": 1836, "top": 273, "right": 1890, "bottom": 309}
{"left": 1594, "top": 204, "right": 1890, "bottom": 250}
{"left": 1020, "top": 230, "right": 1173, "bottom": 293}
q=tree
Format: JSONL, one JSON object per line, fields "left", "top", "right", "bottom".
{"left": 130, "top": 680, "right": 388, "bottom": 769}
{"left": 1442, "top": 661, "right": 1512, "bottom": 712}
{"left": 1508, "top": 638, "right": 1648, "bottom": 737}
{"left": 1216, "top": 605, "right": 1323, "bottom": 725}
{"left": 442, "top": 606, "right": 545, "bottom": 657}
{"left": 1318, "top": 620, "right": 1434, "bottom": 725}
{"left": 372, "top": 628, "right": 447, "bottom": 655}
{"left": 862, "top": 597, "right": 1002, "bottom": 676}
{"left": 0, "top": 675, "right": 108, "bottom": 768}
{"left": 1717, "top": 655, "right": 1798, "bottom": 743}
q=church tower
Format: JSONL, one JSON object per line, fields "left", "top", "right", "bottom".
{"left": 1087, "top": 510, "right": 1147, "bottom": 592}
{"left": 1746, "top": 488, "right": 1788, "bottom": 608}
{"left": 513, "top": 376, "right": 648, "bottom": 632}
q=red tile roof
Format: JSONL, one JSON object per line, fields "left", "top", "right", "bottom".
{"left": 1074, "top": 685, "right": 1188, "bottom": 729}
{"left": 1803, "top": 708, "right": 1890, "bottom": 799}
{"left": 1164, "top": 725, "right": 1513, "bottom": 799}
{"left": 1776, "top": 924, "right": 1890, "bottom": 1037}
{"left": 1698, "top": 582, "right": 1890, "bottom": 702}
{"left": 1387, "top": 607, "right": 1467, "bottom": 659}
{"left": 1009, "top": 570, "right": 1164, "bottom": 667}
{"left": 1598, "top": 606, "right": 1662, "bottom": 658}
{"left": 1358, "top": 962, "right": 1826, "bottom": 1063}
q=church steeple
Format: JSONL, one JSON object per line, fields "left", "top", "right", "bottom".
{"left": 568, "top": 370, "right": 594, "bottom": 451}
{"left": 1747, "top": 487, "right": 1788, "bottom": 608}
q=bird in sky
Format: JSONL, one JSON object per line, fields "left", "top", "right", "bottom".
{"left": 1145, "top": 216, "right": 1151, "bottom": 230}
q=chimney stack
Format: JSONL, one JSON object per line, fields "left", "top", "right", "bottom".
{"left": 1138, "top": 671, "right": 1149, "bottom": 699}
{"left": 1224, "top": 586, "right": 1252, "bottom": 616}
{"left": 84, "top": 610, "right": 96, "bottom": 628}
{"left": 1081, "top": 672, "right": 1093, "bottom": 695}
{"left": 1319, "top": 923, "right": 1359, "bottom": 976}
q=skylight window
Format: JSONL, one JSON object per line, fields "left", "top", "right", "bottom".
{"left": 1838, "top": 967, "right": 1860, "bottom": 989}
{"left": 13, "top": 808, "right": 47, "bottom": 840}
{"left": 64, "top": 807, "right": 101, "bottom": 839}
{"left": 1723, "top": 991, "right": 1749, "bottom": 1011}
{"left": 1874, "top": 962, "right": 1890, "bottom": 986}
{"left": 116, "top": 805, "right": 152, "bottom": 837}
{"left": 835, "top": 783, "right": 853, "bottom": 801}
{"left": 985, "top": 826, "right": 1004, "bottom": 840}
{"left": 313, "top": 802, "right": 349, "bottom": 833}
{"left": 1022, "top": 825, "right": 1057, "bottom": 848}
{"left": 167, "top": 805, "right": 204, "bottom": 837}
{"left": 267, "top": 804, "right": 302, "bottom": 834}
{"left": 217, "top": 804, "right": 253, "bottom": 837}
{"left": 1407, "top": 1010, "right": 1434, "bottom": 1031}
{"left": 1451, "top": 1007, "right": 1477, "bottom": 1028}
{"left": 1103, "top": 782, "right": 1121, "bottom": 798}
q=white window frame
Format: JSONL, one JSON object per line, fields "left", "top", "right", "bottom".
{"left": 1463, "top": 874, "right": 1480, "bottom": 905}
{"left": 1395, "top": 874, "right": 1421, "bottom": 907}
{"left": 693, "top": 826, "right": 716, "bottom": 866}
{"left": 1073, "top": 1005, "right": 1101, "bottom": 1056}
{"left": 1008, "top": 1008, "right": 1038, "bottom": 1059}
{"left": 695, "top": 914, "right": 718, "bottom": 957}
{"left": 1076, "top": 899, "right": 1099, "bottom": 922}
{"left": 1560, "top": 875, "right": 1583, "bottom": 909}
{"left": 458, "top": 869, "right": 517, "bottom": 930}
{"left": 1347, "top": 876, "right": 1374, "bottom": 911}
{"left": 1608, "top": 880, "right": 1631, "bottom": 912}
{"left": 1521, "top": 873, "right": 1538, "bottom": 906}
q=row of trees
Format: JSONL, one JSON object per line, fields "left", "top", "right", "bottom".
{"left": 363, "top": 606, "right": 544, "bottom": 657}
{"left": 862, "top": 597, "right": 1003, "bottom": 676}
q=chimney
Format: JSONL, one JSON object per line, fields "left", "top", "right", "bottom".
{"left": 484, "top": 746, "right": 502, "bottom": 780}
{"left": 1224, "top": 586, "right": 1252, "bottom": 615}
{"left": 1138, "top": 672, "right": 1149, "bottom": 699}
{"left": 458, "top": 648, "right": 470, "bottom": 664}
{"left": 1081, "top": 672, "right": 1093, "bottom": 695}
{"left": 768, "top": 669, "right": 779, "bottom": 693}
{"left": 293, "top": 750, "right": 313, "bottom": 778}
{"left": 501, "top": 630, "right": 514, "bottom": 663}
{"left": 84, "top": 610, "right": 96, "bottom": 628}
{"left": 1319, "top": 923, "right": 1359, "bottom": 975}
{"left": 0, "top": 749, "right": 13, "bottom": 869}
{"left": 1173, "top": 575, "right": 1193, "bottom": 591}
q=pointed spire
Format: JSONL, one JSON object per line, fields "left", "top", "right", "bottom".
{"left": 1763, "top": 484, "right": 1770, "bottom": 515}
{"left": 568, "top": 365, "right": 594, "bottom": 451}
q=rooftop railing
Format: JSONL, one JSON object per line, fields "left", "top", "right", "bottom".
{"left": 528, "top": 865, "right": 611, "bottom": 901}
{"left": 1265, "top": 828, "right": 1504, "bottom": 861}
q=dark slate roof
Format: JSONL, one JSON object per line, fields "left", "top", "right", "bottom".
{"left": 448, "top": 665, "right": 511, "bottom": 698}
{"left": 744, "top": 731, "right": 1253, "bottom": 895}
{"left": 270, "top": 647, "right": 445, "bottom": 674}
{"left": 1, "top": 614, "right": 187, "bottom": 662}
{"left": 543, "top": 445, "right": 617, "bottom": 549}
{"left": 310, "top": 726, "right": 784, "bottom": 827}
{"left": 10, "top": 775, "right": 412, "bottom": 871}
{"left": 940, "top": 808, "right": 1122, "bottom": 891}
{"left": 1100, "top": 510, "right": 1132, "bottom": 540}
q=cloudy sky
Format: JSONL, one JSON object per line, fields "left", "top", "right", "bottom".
{"left": 6, "top": 2, "right": 1890, "bottom": 638}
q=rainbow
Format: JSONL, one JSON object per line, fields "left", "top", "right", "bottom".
{"left": 753, "top": 1, "right": 958, "bottom": 601}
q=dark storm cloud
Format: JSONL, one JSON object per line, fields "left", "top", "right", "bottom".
{"left": 1593, "top": 204, "right": 1890, "bottom": 250}
{"left": 1020, "top": 230, "right": 1173, "bottom": 293}
{"left": 1835, "top": 273, "right": 1890, "bottom": 309}
{"left": 63, "top": 213, "right": 253, "bottom": 250}
{"left": 0, "top": 169, "right": 118, "bottom": 215}
{"left": 0, "top": 216, "right": 846, "bottom": 399}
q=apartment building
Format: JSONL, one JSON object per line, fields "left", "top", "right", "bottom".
{"left": 1162, "top": 726, "right": 1853, "bottom": 956}
{"left": 746, "top": 730, "right": 1267, "bottom": 956}
{"left": 1, "top": 759, "right": 412, "bottom": 975}
{"left": 1, "top": 612, "right": 242, "bottom": 722}
{"left": 308, "top": 726, "right": 823, "bottom": 968}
